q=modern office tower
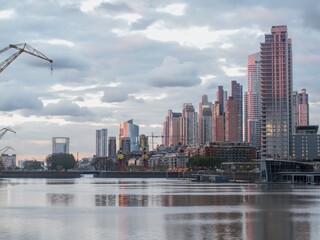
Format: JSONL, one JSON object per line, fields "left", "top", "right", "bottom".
{"left": 52, "top": 137, "right": 70, "bottom": 154}
{"left": 119, "top": 119, "right": 139, "bottom": 152}
{"left": 245, "top": 53, "right": 262, "bottom": 149}
{"left": 212, "top": 101, "right": 225, "bottom": 142}
{"left": 162, "top": 115, "right": 170, "bottom": 146}
{"left": 231, "top": 80, "right": 243, "bottom": 142}
{"left": 261, "top": 25, "right": 293, "bottom": 160}
{"left": 137, "top": 134, "right": 149, "bottom": 151}
{"left": 120, "top": 137, "right": 131, "bottom": 154}
{"left": 216, "top": 86, "right": 225, "bottom": 113}
{"left": 291, "top": 125, "right": 320, "bottom": 161}
{"left": 108, "top": 136, "right": 117, "bottom": 159}
{"left": 164, "top": 110, "right": 182, "bottom": 146}
{"left": 96, "top": 128, "right": 108, "bottom": 157}
{"left": 225, "top": 97, "right": 240, "bottom": 142}
{"left": 198, "top": 95, "right": 212, "bottom": 144}
{"left": 293, "top": 89, "right": 309, "bottom": 128}
{"left": 182, "top": 103, "right": 198, "bottom": 145}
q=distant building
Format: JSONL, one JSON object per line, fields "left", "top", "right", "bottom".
{"left": 163, "top": 110, "right": 182, "bottom": 146}
{"left": 52, "top": 137, "right": 69, "bottom": 154}
{"left": 120, "top": 137, "right": 131, "bottom": 154}
{"left": 119, "top": 119, "right": 139, "bottom": 152}
{"left": 231, "top": 80, "right": 243, "bottom": 142}
{"left": 212, "top": 101, "right": 225, "bottom": 142}
{"left": 96, "top": 128, "right": 108, "bottom": 157}
{"left": 182, "top": 103, "right": 198, "bottom": 145}
{"left": 291, "top": 125, "right": 320, "bottom": 161}
{"left": 1, "top": 154, "right": 16, "bottom": 168}
{"left": 198, "top": 95, "right": 212, "bottom": 144}
{"left": 137, "top": 134, "right": 149, "bottom": 151}
{"left": 245, "top": 52, "right": 262, "bottom": 150}
{"left": 108, "top": 136, "right": 117, "bottom": 159}
{"left": 293, "top": 89, "right": 309, "bottom": 129}
{"left": 225, "top": 97, "right": 240, "bottom": 142}
{"left": 185, "top": 142, "right": 257, "bottom": 162}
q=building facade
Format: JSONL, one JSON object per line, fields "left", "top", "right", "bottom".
{"left": 52, "top": 137, "right": 69, "bottom": 154}
{"left": 119, "top": 119, "right": 139, "bottom": 152}
{"left": 212, "top": 101, "right": 225, "bottom": 142}
{"left": 182, "top": 103, "right": 198, "bottom": 145}
{"left": 293, "top": 89, "right": 309, "bottom": 128}
{"left": 198, "top": 95, "right": 212, "bottom": 144}
{"left": 108, "top": 136, "right": 117, "bottom": 159}
{"left": 260, "top": 25, "right": 293, "bottom": 160}
{"left": 231, "top": 80, "right": 243, "bottom": 142}
{"left": 96, "top": 128, "right": 108, "bottom": 157}
{"left": 245, "top": 52, "right": 262, "bottom": 149}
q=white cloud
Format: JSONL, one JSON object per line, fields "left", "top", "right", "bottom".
{"left": 0, "top": 9, "right": 15, "bottom": 19}
{"left": 156, "top": 3, "right": 187, "bottom": 16}
{"left": 222, "top": 66, "right": 246, "bottom": 77}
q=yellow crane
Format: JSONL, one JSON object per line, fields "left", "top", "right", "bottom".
{"left": 0, "top": 43, "right": 53, "bottom": 74}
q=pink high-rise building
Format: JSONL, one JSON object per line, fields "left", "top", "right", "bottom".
{"left": 212, "top": 101, "right": 225, "bottom": 142}
{"left": 163, "top": 110, "right": 182, "bottom": 146}
{"left": 225, "top": 97, "right": 240, "bottom": 142}
{"left": 261, "top": 25, "right": 293, "bottom": 160}
{"left": 245, "top": 53, "right": 262, "bottom": 149}
{"left": 198, "top": 95, "right": 212, "bottom": 144}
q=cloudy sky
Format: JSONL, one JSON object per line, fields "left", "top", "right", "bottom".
{"left": 1, "top": 0, "right": 320, "bottom": 161}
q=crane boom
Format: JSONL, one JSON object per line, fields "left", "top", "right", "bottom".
{"left": 0, "top": 43, "right": 53, "bottom": 74}
{"left": 0, "top": 127, "right": 16, "bottom": 140}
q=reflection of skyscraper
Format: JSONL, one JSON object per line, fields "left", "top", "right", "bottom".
{"left": 52, "top": 137, "right": 69, "bottom": 154}
{"left": 182, "top": 103, "right": 198, "bottom": 145}
{"left": 119, "top": 119, "right": 139, "bottom": 152}
{"left": 261, "top": 25, "right": 293, "bottom": 160}
{"left": 245, "top": 53, "right": 262, "bottom": 149}
{"left": 96, "top": 129, "right": 108, "bottom": 157}
{"left": 198, "top": 95, "right": 212, "bottom": 144}
{"left": 108, "top": 136, "right": 117, "bottom": 158}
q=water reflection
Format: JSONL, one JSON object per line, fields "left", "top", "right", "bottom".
{"left": 47, "top": 193, "right": 74, "bottom": 206}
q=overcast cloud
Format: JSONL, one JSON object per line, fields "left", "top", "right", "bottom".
{"left": 0, "top": 0, "right": 320, "bottom": 160}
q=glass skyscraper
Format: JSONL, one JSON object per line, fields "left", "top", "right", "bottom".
{"left": 260, "top": 26, "right": 293, "bottom": 160}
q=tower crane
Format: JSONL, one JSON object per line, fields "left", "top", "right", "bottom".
{"left": 0, "top": 127, "right": 16, "bottom": 140}
{"left": 0, "top": 43, "right": 53, "bottom": 74}
{"left": 0, "top": 146, "right": 15, "bottom": 154}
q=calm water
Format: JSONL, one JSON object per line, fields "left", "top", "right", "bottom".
{"left": 1, "top": 178, "right": 320, "bottom": 240}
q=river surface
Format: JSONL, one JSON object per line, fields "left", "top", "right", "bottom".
{"left": 0, "top": 178, "right": 320, "bottom": 240}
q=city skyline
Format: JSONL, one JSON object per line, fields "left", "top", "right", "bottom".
{"left": 0, "top": 1, "right": 320, "bottom": 160}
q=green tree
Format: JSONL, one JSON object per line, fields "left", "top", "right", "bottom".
{"left": 91, "top": 157, "right": 115, "bottom": 171}
{"left": 46, "top": 153, "right": 76, "bottom": 171}
{"left": 186, "top": 156, "right": 222, "bottom": 170}
{"left": 22, "top": 160, "right": 42, "bottom": 171}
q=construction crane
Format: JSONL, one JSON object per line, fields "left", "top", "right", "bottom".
{"left": 0, "top": 146, "right": 15, "bottom": 154}
{"left": 0, "top": 43, "right": 53, "bottom": 74}
{"left": 0, "top": 127, "right": 16, "bottom": 140}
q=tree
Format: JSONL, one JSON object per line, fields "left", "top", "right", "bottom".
{"left": 186, "top": 156, "right": 222, "bottom": 170}
{"left": 22, "top": 160, "right": 42, "bottom": 171}
{"left": 91, "top": 157, "right": 115, "bottom": 171}
{"left": 46, "top": 153, "right": 76, "bottom": 171}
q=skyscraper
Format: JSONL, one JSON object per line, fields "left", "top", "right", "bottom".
{"left": 182, "top": 103, "right": 198, "bottom": 145}
{"left": 108, "top": 136, "right": 117, "bottom": 159}
{"left": 245, "top": 53, "right": 262, "bottom": 149}
{"left": 198, "top": 95, "right": 212, "bottom": 144}
{"left": 164, "top": 110, "right": 182, "bottom": 146}
{"left": 119, "top": 119, "right": 139, "bottom": 152}
{"left": 293, "top": 89, "right": 309, "bottom": 127}
{"left": 96, "top": 128, "right": 108, "bottom": 157}
{"left": 225, "top": 97, "right": 240, "bottom": 142}
{"left": 231, "top": 80, "right": 243, "bottom": 142}
{"left": 260, "top": 25, "right": 293, "bottom": 160}
{"left": 52, "top": 137, "right": 69, "bottom": 154}
{"left": 212, "top": 101, "right": 225, "bottom": 142}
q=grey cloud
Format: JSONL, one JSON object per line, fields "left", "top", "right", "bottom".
{"left": 97, "top": 2, "right": 133, "bottom": 14}
{"left": 0, "top": 87, "right": 43, "bottom": 111}
{"left": 43, "top": 100, "right": 93, "bottom": 117}
{"left": 101, "top": 87, "right": 130, "bottom": 103}
{"left": 148, "top": 56, "right": 201, "bottom": 87}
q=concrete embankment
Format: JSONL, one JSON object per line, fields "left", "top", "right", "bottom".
{"left": 0, "top": 171, "right": 81, "bottom": 178}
